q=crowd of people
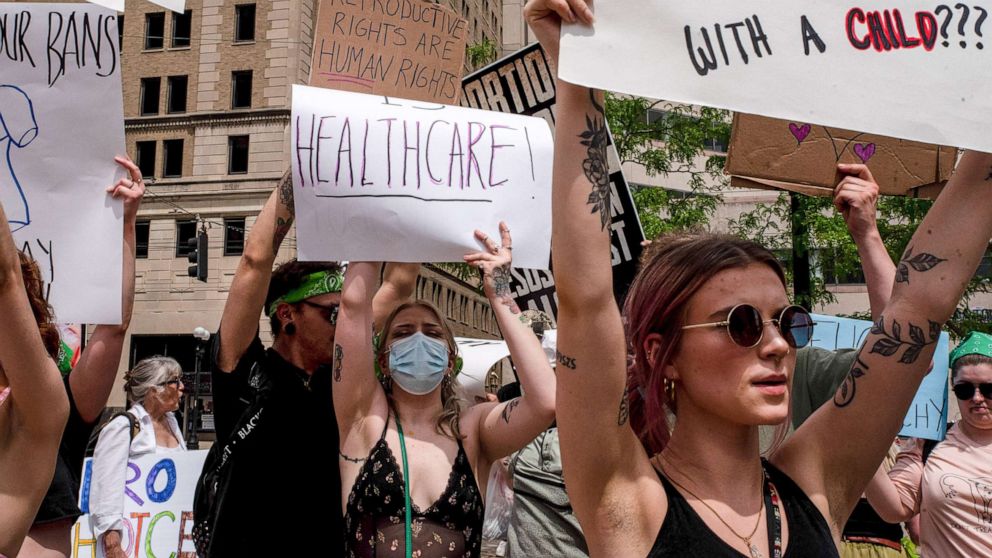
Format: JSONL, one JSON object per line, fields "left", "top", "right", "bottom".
{"left": 2, "top": 1, "right": 992, "bottom": 557}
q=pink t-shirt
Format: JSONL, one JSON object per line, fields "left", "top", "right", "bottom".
{"left": 889, "top": 424, "right": 992, "bottom": 556}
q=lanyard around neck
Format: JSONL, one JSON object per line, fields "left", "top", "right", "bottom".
{"left": 395, "top": 415, "right": 413, "bottom": 558}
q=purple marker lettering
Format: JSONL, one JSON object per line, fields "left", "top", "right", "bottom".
{"left": 316, "top": 116, "right": 336, "bottom": 184}
{"left": 124, "top": 462, "right": 144, "bottom": 506}
{"left": 448, "top": 122, "right": 464, "bottom": 188}
{"left": 402, "top": 120, "right": 421, "bottom": 189}
{"left": 426, "top": 120, "right": 449, "bottom": 185}
{"left": 295, "top": 115, "right": 316, "bottom": 187}
{"left": 488, "top": 125, "right": 515, "bottom": 188}
{"left": 465, "top": 122, "right": 486, "bottom": 189}
{"left": 378, "top": 118, "right": 396, "bottom": 187}
{"left": 524, "top": 127, "right": 536, "bottom": 181}
{"left": 336, "top": 117, "right": 354, "bottom": 187}
{"left": 360, "top": 119, "right": 372, "bottom": 187}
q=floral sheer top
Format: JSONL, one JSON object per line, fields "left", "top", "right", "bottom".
{"left": 344, "top": 419, "right": 484, "bottom": 558}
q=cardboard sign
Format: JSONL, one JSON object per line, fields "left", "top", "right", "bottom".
{"left": 309, "top": 0, "right": 468, "bottom": 104}
{"left": 559, "top": 1, "right": 992, "bottom": 153}
{"left": 727, "top": 114, "right": 957, "bottom": 198}
{"left": 811, "top": 314, "right": 950, "bottom": 440}
{"left": 72, "top": 451, "right": 207, "bottom": 558}
{"left": 291, "top": 85, "right": 553, "bottom": 268}
{"left": 0, "top": 3, "right": 125, "bottom": 324}
{"left": 461, "top": 44, "right": 646, "bottom": 322}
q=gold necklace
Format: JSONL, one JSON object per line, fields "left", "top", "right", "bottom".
{"left": 660, "top": 464, "right": 766, "bottom": 558}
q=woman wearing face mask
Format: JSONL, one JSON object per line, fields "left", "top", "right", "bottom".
{"left": 864, "top": 331, "right": 992, "bottom": 557}
{"left": 334, "top": 223, "right": 556, "bottom": 557}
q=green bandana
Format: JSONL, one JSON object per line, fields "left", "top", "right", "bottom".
{"left": 950, "top": 331, "right": 992, "bottom": 369}
{"left": 268, "top": 271, "right": 344, "bottom": 317}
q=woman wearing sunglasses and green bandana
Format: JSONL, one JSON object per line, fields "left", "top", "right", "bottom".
{"left": 866, "top": 331, "right": 992, "bottom": 557}
{"left": 525, "top": 1, "right": 992, "bottom": 557}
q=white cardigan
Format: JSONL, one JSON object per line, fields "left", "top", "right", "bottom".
{"left": 88, "top": 402, "right": 186, "bottom": 545}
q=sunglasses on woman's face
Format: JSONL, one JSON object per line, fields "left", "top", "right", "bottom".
{"left": 681, "top": 304, "right": 815, "bottom": 349}
{"left": 952, "top": 382, "right": 992, "bottom": 401}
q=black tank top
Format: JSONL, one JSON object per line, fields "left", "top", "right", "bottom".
{"left": 648, "top": 460, "right": 838, "bottom": 557}
{"left": 343, "top": 418, "right": 484, "bottom": 558}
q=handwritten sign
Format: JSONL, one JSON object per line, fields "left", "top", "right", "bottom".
{"left": 811, "top": 314, "right": 950, "bottom": 440}
{"left": 460, "top": 44, "right": 646, "bottom": 321}
{"left": 0, "top": 3, "right": 125, "bottom": 324}
{"left": 309, "top": 0, "right": 468, "bottom": 103}
{"left": 291, "top": 84, "right": 553, "bottom": 269}
{"left": 72, "top": 451, "right": 206, "bottom": 558}
{"left": 559, "top": 1, "right": 992, "bottom": 153}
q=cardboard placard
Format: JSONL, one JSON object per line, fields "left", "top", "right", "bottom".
{"left": 727, "top": 114, "right": 957, "bottom": 198}
{"left": 309, "top": 0, "right": 468, "bottom": 104}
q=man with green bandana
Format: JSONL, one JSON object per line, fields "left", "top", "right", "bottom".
{"left": 195, "top": 171, "right": 418, "bottom": 557}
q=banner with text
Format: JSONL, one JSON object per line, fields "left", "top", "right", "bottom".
{"left": 1, "top": 3, "right": 125, "bottom": 324}
{"left": 310, "top": 0, "right": 468, "bottom": 103}
{"left": 560, "top": 1, "right": 992, "bottom": 153}
{"left": 811, "top": 314, "right": 950, "bottom": 440}
{"left": 461, "top": 43, "right": 646, "bottom": 324}
{"left": 291, "top": 85, "right": 553, "bottom": 268}
{"left": 72, "top": 451, "right": 207, "bottom": 558}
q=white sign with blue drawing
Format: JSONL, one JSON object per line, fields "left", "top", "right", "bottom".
{"left": 1, "top": 3, "right": 126, "bottom": 324}
{"left": 811, "top": 313, "right": 950, "bottom": 441}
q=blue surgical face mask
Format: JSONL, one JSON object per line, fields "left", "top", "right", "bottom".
{"left": 388, "top": 332, "right": 450, "bottom": 395}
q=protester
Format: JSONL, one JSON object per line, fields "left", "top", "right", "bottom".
{"left": 527, "top": 2, "right": 992, "bottom": 557}
{"left": 0, "top": 201, "right": 70, "bottom": 558}
{"left": 192, "top": 170, "right": 418, "bottom": 556}
{"left": 865, "top": 331, "right": 992, "bottom": 556}
{"left": 89, "top": 356, "right": 187, "bottom": 558}
{"left": 335, "top": 223, "right": 556, "bottom": 557}
{"left": 19, "top": 156, "right": 145, "bottom": 558}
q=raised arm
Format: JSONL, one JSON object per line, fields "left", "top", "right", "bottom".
{"left": 216, "top": 170, "right": 295, "bottom": 371}
{"left": 784, "top": 151, "right": 992, "bottom": 525}
{"left": 372, "top": 262, "right": 420, "bottom": 332}
{"left": 70, "top": 156, "right": 145, "bottom": 422}
{"left": 463, "top": 223, "right": 556, "bottom": 461}
{"left": 863, "top": 444, "right": 922, "bottom": 523}
{"left": 334, "top": 262, "right": 388, "bottom": 435}
{"left": 525, "top": 0, "right": 658, "bottom": 550}
{"left": 0, "top": 200, "right": 70, "bottom": 556}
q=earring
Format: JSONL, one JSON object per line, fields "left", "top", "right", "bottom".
{"left": 382, "top": 374, "right": 393, "bottom": 394}
{"left": 664, "top": 378, "right": 677, "bottom": 405}
{"left": 285, "top": 322, "right": 296, "bottom": 335}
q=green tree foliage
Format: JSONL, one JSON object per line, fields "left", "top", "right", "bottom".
{"left": 466, "top": 38, "right": 499, "bottom": 69}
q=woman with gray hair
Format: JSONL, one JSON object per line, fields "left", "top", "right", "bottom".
{"left": 88, "top": 356, "right": 187, "bottom": 558}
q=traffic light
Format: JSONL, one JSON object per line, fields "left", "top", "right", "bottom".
{"left": 187, "top": 231, "right": 208, "bottom": 282}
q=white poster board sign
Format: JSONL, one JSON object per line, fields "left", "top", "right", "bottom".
{"left": 1, "top": 3, "right": 125, "bottom": 324}
{"left": 72, "top": 451, "right": 207, "bottom": 558}
{"left": 291, "top": 85, "right": 553, "bottom": 269}
{"left": 559, "top": 1, "right": 992, "bottom": 153}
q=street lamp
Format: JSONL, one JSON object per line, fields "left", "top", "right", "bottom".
{"left": 186, "top": 326, "right": 211, "bottom": 449}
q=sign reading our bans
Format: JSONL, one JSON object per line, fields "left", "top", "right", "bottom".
{"left": 461, "top": 44, "right": 646, "bottom": 324}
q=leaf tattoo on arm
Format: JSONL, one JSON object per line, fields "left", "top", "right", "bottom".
{"left": 333, "top": 344, "right": 343, "bottom": 382}
{"left": 500, "top": 398, "right": 521, "bottom": 424}
{"left": 895, "top": 246, "right": 946, "bottom": 284}
{"left": 579, "top": 90, "right": 612, "bottom": 231}
{"left": 834, "top": 356, "right": 869, "bottom": 408}
{"left": 869, "top": 315, "right": 941, "bottom": 364}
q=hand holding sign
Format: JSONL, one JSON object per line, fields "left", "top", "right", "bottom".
{"left": 833, "top": 163, "right": 880, "bottom": 240}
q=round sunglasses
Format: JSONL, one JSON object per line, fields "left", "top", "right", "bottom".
{"left": 681, "top": 304, "right": 815, "bottom": 349}
{"left": 952, "top": 382, "right": 992, "bottom": 401}
{"left": 301, "top": 300, "right": 340, "bottom": 325}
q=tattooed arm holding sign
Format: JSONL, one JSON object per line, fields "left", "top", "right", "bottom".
{"left": 334, "top": 223, "right": 555, "bottom": 557}
{"left": 528, "top": 0, "right": 992, "bottom": 556}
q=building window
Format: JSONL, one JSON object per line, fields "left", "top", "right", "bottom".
{"left": 145, "top": 12, "right": 165, "bottom": 49}
{"left": 117, "top": 15, "right": 125, "bottom": 50}
{"left": 172, "top": 10, "right": 192, "bottom": 48}
{"left": 234, "top": 4, "right": 256, "bottom": 42}
{"left": 224, "top": 218, "right": 246, "bottom": 256}
{"left": 231, "top": 70, "right": 252, "bottom": 109}
{"left": 167, "top": 75, "right": 188, "bottom": 113}
{"left": 228, "top": 136, "right": 249, "bottom": 174}
{"left": 135, "top": 220, "right": 150, "bottom": 259}
{"left": 139, "top": 77, "right": 161, "bottom": 115}
{"left": 175, "top": 220, "right": 197, "bottom": 257}
{"left": 135, "top": 141, "right": 157, "bottom": 178}
{"left": 163, "top": 139, "right": 184, "bottom": 178}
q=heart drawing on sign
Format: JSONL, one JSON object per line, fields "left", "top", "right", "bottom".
{"left": 788, "top": 123, "right": 811, "bottom": 145}
{"left": 854, "top": 143, "right": 876, "bottom": 163}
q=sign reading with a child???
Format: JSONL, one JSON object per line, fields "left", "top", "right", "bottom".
{"left": 560, "top": 1, "right": 992, "bottom": 153}
{"left": 309, "top": 0, "right": 468, "bottom": 104}
{"left": 72, "top": 451, "right": 207, "bottom": 558}
{"left": 291, "top": 85, "right": 553, "bottom": 269}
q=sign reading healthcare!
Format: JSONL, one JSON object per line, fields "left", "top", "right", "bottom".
{"left": 559, "top": 1, "right": 992, "bottom": 153}
{"left": 291, "top": 85, "right": 553, "bottom": 269}
{"left": 811, "top": 314, "right": 950, "bottom": 441}
{"left": 310, "top": 0, "right": 468, "bottom": 104}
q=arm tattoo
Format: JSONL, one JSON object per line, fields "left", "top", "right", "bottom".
{"left": 278, "top": 170, "right": 295, "bottom": 211}
{"left": 273, "top": 216, "right": 293, "bottom": 256}
{"left": 617, "top": 386, "right": 630, "bottom": 426}
{"left": 500, "top": 398, "right": 521, "bottom": 424}
{"left": 869, "top": 315, "right": 941, "bottom": 364}
{"left": 555, "top": 350, "right": 577, "bottom": 370}
{"left": 579, "top": 90, "right": 612, "bottom": 231}
{"left": 834, "top": 356, "right": 869, "bottom": 408}
{"left": 333, "top": 344, "right": 344, "bottom": 382}
{"left": 895, "top": 246, "right": 946, "bottom": 284}
{"left": 490, "top": 264, "right": 520, "bottom": 314}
